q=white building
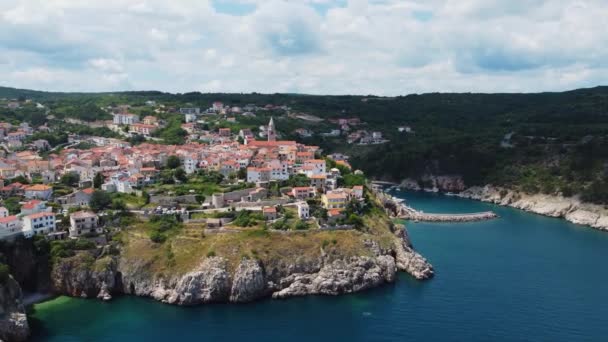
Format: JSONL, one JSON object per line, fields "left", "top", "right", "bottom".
{"left": 180, "top": 108, "right": 200, "bottom": 115}
{"left": 303, "top": 159, "right": 326, "bottom": 176}
{"left": 0, "top": 207, "right": 8, "bottom": 218}
{"left": 182, "top": 157, "right": 199, "bottom": 174}
{"left": 297, "top": 202, "right": 310, "bottom": 219}
{"left": 113, "top": 113, "right": 140, "bottom": 125}
{"left": 24, "top": 184, "right": 53, "bottom": 200}
{"left": 0, "top": 216, "right": 22, "bottom": 240}
{"left": 69, "top": 211, "right": 101, "bottom": 238}
{"left": 212, "top": 102, "right": 223, "bottom": 111}
{"left": 184, "top": 113, "right": 197, "bottom": 123}
{"left": 22, "top": 212, "right": 56, "bottom": 237}
{"left": 247, "top": 167, "right": 271, "bottom": 183}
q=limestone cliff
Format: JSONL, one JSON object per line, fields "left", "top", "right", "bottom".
{"left": 48, "top": 223, "right": 433, "bottom": 305}
{"left": 458, "top": 185, "right": 608, "bottom": 231}
{"left": 0, "top": 276, "right": 29, "bottom": 342}
{"left": 51, "top": 253, "right": 118, "bottom": 301}
{"left": 399, "top": 175, "right": 466, "bottom": 193}
{"left": 398, "top": 175, "right": 608, "bottom": 232}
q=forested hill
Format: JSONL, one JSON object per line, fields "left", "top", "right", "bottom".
{"left": 2, "top": 85, "right": 608, "bottom": 202}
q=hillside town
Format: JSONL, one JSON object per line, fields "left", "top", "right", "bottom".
{"left": 0, "top": 102, "right": 369, "bottom": 242}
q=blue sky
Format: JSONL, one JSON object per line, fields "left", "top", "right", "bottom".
{"left": 0, "top": 0, "right": 606, "bottom": 95}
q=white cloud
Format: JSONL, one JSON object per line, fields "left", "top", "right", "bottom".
{"left": 0, "top": 0, "right": 606, "bottom": 95}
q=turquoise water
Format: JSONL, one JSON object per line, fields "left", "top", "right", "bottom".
{"left": 31, "top": 191, "right": 608, "bottom": 341}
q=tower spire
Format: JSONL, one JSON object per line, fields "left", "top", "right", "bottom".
{"left": 267, "top": 117, "right": 276, "bottom": 141}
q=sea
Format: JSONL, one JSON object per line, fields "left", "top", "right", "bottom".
{"left": 30, "top": 191, "right": 608, "bottom": 341}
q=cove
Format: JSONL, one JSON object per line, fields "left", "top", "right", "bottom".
{"left": 30, "top": 191, "right": 608, "bottom": 341}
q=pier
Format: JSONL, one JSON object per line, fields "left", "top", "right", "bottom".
{"left": 398, "top": 210, "right": 498, "bottom": 222}
{"left": 373, "top": 185, "right": 498, "bottom": 223}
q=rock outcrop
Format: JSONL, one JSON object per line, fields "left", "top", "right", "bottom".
{"left": 0, "top": 276, "right": 29, "bottom": 342}
{"left": 393, "top": 227, "right": 434, "bottom": 280}
{"left": 400, "top": 175, "right": 465, "bottom": 193}
{"left": 272, "top": 256, "right": 396, "bottom": 299}
{"left": 48, "top": 226, "right": 433, "bottom": 306}
{"left": 230, "top": 259, "right": 267, "bottom": 302}
{"left": 51, "top": 254, "right": 118, "bottom": 300}
{"left": 458, "top": 185, "right": 608, "bottom": 231}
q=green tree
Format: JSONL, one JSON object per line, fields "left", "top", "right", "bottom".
{"left": 167, "top": 155, "right": 181, "bottom": 169}
{"left": 60, "top": 172, "right": 80, "bottom": 187}
{"left": 89, "top": 191, "right": 112, "bottom": 212}
{"left": 237, "top": 167, "right": 247, "bottom": 180}
{"left": 93, "top": 172, "right": 104, "bottom": 189}
{"left": 174, "top": 167, "right": 188, "bottom": 183}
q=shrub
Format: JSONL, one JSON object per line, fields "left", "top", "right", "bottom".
{"left": 295, "top": 220, "right": 309, "bottom": 230}
{"left": 149, "top": 230, "right": 166, "bottom": 243}
{"left": 0, "top": 263, "right": 10, "bottom": 284}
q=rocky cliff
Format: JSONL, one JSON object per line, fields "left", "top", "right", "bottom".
{"left": 458, "top": 186, "right": 608, "bottom": 231}
{"left": 48, "top": 224, "right": 433, "bottom": 305}
{"left": 399, "top": 175, "right": 466, "bottom": 193}
{"left": 398, "top": 175, "right": 608, "bottom": 232}
{"left": 0, "top": 276, "right": 29, "bottom": 342}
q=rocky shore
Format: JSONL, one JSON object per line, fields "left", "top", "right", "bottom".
{"left": 48, "top": 224, "right": 433, "bottom": 306}
{"left": 397, "top": 176, "right": 608, "bottom": 232}
{"left": 0, "top": 277, "right": 29, "bottom": 342}
{"left": 457, "top": 186, "right": 608, "bottom": 231}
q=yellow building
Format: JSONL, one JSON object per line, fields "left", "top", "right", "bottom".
{"left": 321, "top": 191, "right": 348, "bottom": 209}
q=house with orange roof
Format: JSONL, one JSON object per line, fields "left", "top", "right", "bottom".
{"left": 309, "top": 174, "right": 327, "bottom": 190}
{"left": 321, "top": 190, "right": 348, "bottom": 209}
{"left": 247, "top": 167, "right": 271, "bottom": 183}
{"left": 0, "top": 182, "right": 25, "bottom": 197}
{"left": 24, "top": 184, "right": 53, "bottom": 200}
{"left": 262, "top": 206, "right": 278, "bottom": 221}
{"left": 327, "top": 208, "right": 345, "bottom": 222}
{"left": 291, "top": 186, "right": 315, "bottom": 200}
{"left": 303, "top": 159, "right": 326, "bottom": 176}
{"left": 56, "top": 188, "right": 94, "bottom": 208}
{"left": 20, "top": 200, "right": 50, "bottom": 216}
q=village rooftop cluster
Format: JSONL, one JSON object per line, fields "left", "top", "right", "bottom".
{"left": 0, "top": 98, "right": 369, "bottom": 242}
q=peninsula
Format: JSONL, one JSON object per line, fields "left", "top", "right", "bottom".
{"left": 0, "top": 95, "right": 432, "bottom": 341}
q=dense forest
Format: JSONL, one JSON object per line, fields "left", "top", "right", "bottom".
{"left": 1, "top": 85, "right": 608, "bottom": 203}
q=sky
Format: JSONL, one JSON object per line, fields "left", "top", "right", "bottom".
{"left": 0, "top": 0, "right": 607, "bottom": 96}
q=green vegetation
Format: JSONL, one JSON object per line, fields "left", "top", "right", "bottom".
{"left": 3, "top": 85, "right": 608, "bottom": 203}
{"left": 155, "top": 117, "right": 187, "bottom": 144}
{"left": 49, "top": 239, "right": 97, "bottom": 262}
{"left": 2, "top": 197, "right": 21, "bottom": 215}
{"left": 90, "top": 191, "right": 112, "bottom": 212}
{"left": 232, "top": 210, "right": 264, "bottom": 227}
{"left": 0, "top": 262, "right": 9, "bottom": 284}
{"left": 147, "top": 215, "right": 183, "bottom": 243}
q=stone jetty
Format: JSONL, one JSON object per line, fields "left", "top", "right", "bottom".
{"left": 373, "top": 186, "right": 498, "bottom": 223}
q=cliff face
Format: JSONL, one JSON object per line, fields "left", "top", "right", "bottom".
{"left": 0, "top": 277, "right": 29, "bottom": 342}
{"left": 400, "top": 175, "right": 466, "bottom": 193}
{"left": 0, "top": 238, "right": 51, "bottom": 293}
{"left": 458, "top": 186, "right": 608, "bottom": 231}
{"left": 51, "top": 254, "right": 118, "bottom": 301}
{"left": 398, "top": 175, "right": 608, "bottom": 232}
{"left": 48, "top": 225, "right": 433, "bottom": 305}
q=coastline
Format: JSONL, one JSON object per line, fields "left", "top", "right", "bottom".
{"left": 456, "top": 186, "right": 608, "bottom": 231}
{"left": 394, "top": 178, "right": 608, "bottom": 232}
